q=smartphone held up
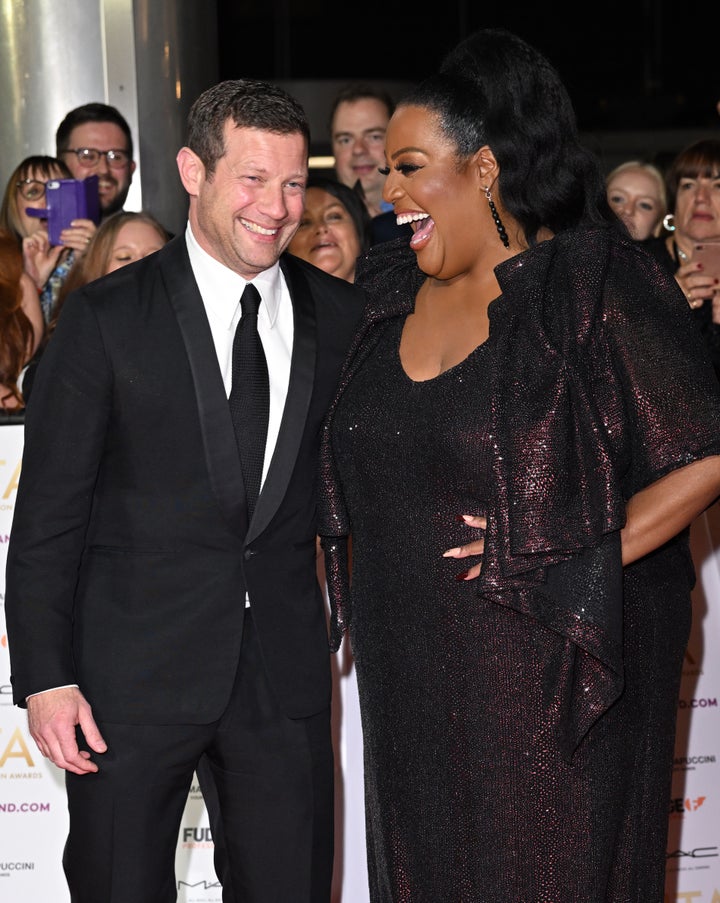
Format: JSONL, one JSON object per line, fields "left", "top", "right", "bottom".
{"left": 25, "top": 175, "right": 100, "bottom": 246}
{"left": 693, "top": 241, "right": 720, "bottom": 282}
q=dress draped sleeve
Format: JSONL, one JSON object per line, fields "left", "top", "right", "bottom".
{"left": 478, "top": 228, "right": 720, "bottom": 755}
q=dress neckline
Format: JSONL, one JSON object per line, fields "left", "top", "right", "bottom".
{"left": 395, "top": 316, "right": 491, "bottom": 385}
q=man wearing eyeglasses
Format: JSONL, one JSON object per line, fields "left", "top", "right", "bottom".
{"left": 56, "top": 102, "right": 136, "bottom": 218}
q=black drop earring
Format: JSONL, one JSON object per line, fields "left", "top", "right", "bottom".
{"left": 485, "top": 186, "right": 509, "bottom": 248}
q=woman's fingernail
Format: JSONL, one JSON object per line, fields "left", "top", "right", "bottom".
{"left": 455, "top": 514, "right": 467, "bottom": 522}
{"left": 443, "top": 548, "right": 460, "bottom": 557}
{"left": 455, "top": 570, "right": 469, "bottom": 581}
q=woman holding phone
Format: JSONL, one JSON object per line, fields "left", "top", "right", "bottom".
{"left": 645, "top": 139, "right": 720, "bottom": 379}
{"left": 0, "top": 155, "right": 98, "bottom": 323}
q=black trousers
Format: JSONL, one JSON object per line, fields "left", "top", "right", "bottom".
{"left": 63, "top": 610, "right": 334, "bottom": 903}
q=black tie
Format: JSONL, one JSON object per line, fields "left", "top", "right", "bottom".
{"left": 229, "top": 283, "right": 269, "bottom": 519}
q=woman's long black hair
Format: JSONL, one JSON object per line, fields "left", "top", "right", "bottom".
{"left": 400, "top": 28, "right": 612, "bottom": 245}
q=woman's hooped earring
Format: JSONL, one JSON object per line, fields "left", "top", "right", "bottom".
{"left": 662, "top": 213, "right": 675, "bottom": 232}
{"left": 485, "top": 187, "right": 510, "bottom": 248}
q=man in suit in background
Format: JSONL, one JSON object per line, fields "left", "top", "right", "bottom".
{"left": 5, "top": 79, "right": 366, "bottom": 903}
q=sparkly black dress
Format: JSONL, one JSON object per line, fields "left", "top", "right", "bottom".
{"left": 320, "top": 230, "right": 720, "bottom": 902}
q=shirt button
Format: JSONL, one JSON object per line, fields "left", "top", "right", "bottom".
{"left": 244, "top": 549, "right": 255, "bottom": 561}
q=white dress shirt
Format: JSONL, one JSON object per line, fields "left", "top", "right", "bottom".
{"left": 185, "top": 223, "right": 293, "bottom": 488}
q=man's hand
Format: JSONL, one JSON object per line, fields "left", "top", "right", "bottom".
{"left": 27, "top": 687, "right": 107, "bottom": 775}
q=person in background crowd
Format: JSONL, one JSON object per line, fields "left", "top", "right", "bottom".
{"left": 5, "top": 78, "right": 366, "bottom": 903}
{"left": 605, "top": 159, "right": 667, "bottom": 240}
{"left": 318, "top": 28, "right": 720, "bottom": 902}
{"left": 0, "top": 155, "right": 97, "bottom": 322}
{"left": 644, "top": 138, "right": 720, "bottom": 380}
{"left": 51, "top": 210, "right": 170, "bottom": 327}
{"left": 288, "top": 175, "right": 371, "bottom": 282}
{"left": 0, "top": 230, "right": 44, "bottom": 410}
{"left": 56, "top": 102, "right": 136, "bottom": 219}
{"left": 329, "top": 83, "right": 412, "bottom": 245}
{"left": 21, "top": 211, "right": 171, "bottom": 405}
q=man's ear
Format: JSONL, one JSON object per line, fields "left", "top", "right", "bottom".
{"left": 176, "top": 146, "right": 204, "bottom": 197}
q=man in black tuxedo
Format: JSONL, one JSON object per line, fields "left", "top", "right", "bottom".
{"left": 5, "top": 80, "right": 366, "bottom": 902}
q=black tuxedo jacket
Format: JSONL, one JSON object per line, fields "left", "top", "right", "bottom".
{"left": 5, "top": 235, "right": 366, "bottom": 722}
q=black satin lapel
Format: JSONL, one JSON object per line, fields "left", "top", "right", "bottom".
{"left": 247, "top": 258, "right": 316, "bottom": 543}
{"left": 159, "top": 238, "right": 248, "bottom": 535}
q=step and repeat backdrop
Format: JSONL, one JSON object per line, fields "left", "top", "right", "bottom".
{"left": 1, "top": 422, "right": 717, "bottom": 902}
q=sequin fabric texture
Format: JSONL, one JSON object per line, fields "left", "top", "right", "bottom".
{"left": 321, "top": 230, "right": 720, "bottom": 902}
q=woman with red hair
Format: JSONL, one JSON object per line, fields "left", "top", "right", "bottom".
{"left": 0, "top": 230, "right": 44, "bottom": 410}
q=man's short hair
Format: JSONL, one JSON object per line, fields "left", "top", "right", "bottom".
{"left": 56, "top": 102, "right": 134, "bottom": 160}
{"left": 328, "top": 83, "right": 396, "bottom": 136}
{"left": 187, "top": 79, "right": 310, "bottom": 178}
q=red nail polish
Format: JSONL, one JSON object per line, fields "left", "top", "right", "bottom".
{"left": 455, "top": 570, "right": 469, "bottom": 581}
{"left": 455, "top": 514, "right": 466, "bottom": 522}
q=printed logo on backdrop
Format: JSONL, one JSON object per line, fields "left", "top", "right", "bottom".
{"left": 0, "top": 799, "right": 51, "bottom": 813}
{"left": 0, "top": 861, "right": 35, "bottom": 879}
{"left": 0, "top": 455, "right": 21, "bottom": 511}
{"left": 177, "top": 875, "right": 222, "bottom": 903}
{"left": 182, "top": 826, "right": 214, "bottom": 849}
{"left": 669, "top": 794, "right": 709, "bottom": 816}
{"left": 0, "top": 683, "right": 11, "bottom": 707}
{"left": 675, "top": 753, "right": 718, "bottom": 773}
{"left": 668, "top": 846, "right": 719, "bottom": 861}
{"left": 0, "top": 726, "right": 39, "bottom": 778}
{"left": 678, "top": 698, "right": 718, "bottom": 711}
{"left": 667, "top": 843, "right": 720, "bottom": 877}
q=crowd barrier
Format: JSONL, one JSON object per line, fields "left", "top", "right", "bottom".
{"left": 1, "top": 422, "right": 717, "bottom": 902}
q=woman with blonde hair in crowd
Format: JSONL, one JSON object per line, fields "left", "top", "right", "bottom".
{"left": 50, "top": 209, "right": 170, "bottom": 330}
{"left": 0, "top": 230, "right": 44, "bottom": 411}
{"left": 605, "top": 159, "right": 667, "bottom": 241}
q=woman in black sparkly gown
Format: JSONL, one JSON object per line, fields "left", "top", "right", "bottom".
{"left": 319, "top": 29, "right": 720, "bottom": 903}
